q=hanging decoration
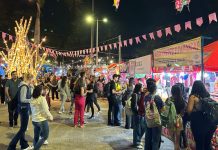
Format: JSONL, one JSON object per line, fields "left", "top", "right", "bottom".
{"left": 0, "top": 12, "right": 217, "bottom": 59}
{"left": 0, "top": 17, "right": 47, "bottom": 78}
{"left": 175, "top": 0, "right": 191, "bottom": 12}
{"left": 113, "top": 0, "right": 120, "bottom": 10}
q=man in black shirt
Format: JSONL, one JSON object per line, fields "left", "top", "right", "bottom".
{"left": 108, "top": 74, "right": 121, "bottom": 126}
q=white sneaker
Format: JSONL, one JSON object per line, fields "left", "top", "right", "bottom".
{"left": 84, "top": 112, "right": 90, "bottom": 116}
{"left": 136, "top": 145, "right": 143, "bottom": 149}
{"left": 21, "top": 145, "right": 34, "bottom": 150}
{"left": 58, "top": 111, "right": 62, "bottom": 114}
{"left": 43, "top": 140, "right": 49, "bottom": 145}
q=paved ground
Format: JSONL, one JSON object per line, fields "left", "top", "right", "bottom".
{"left": 0, "top": 98, "right": 174, "bottom": 150}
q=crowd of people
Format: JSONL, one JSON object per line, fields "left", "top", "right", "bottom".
{"left": 0, "top": 70, "right": 217, "bottom": 150}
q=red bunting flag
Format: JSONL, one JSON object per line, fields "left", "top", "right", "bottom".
{"left": 9, "top": 35, "right": 13, "bottom": 41}
{"left": 129, "top": 38, "right": 133, "bottom": 45}
{"left": 174, "top": 24, "right": 181, "bottom": 32}
{"left": 123, "top": 40, "right": 128, "bottom": 47}
{"left": 109, "top": 44, "right": 112, "bottom": 50}
{"left": 104, "top": 45, "right": 108, "bottom": 51}
{"left": 165, "top": 27, "right": 172, "bottom": 36}
{"left": 2, "top": 32, "right": 6, "bottom": 41}
{"left": 118, "top": 41, "right": 123, "bottom": 47}
{"left": 86, "top": 49, "right": 89, "bottom": 54}
{"left": 83, "top": 50, "right": 86, "bottom": 54}
{"left": 142, "top": 35, "right": 147, "bottom": 41}
{"left": 209, "top": 12, "right": 217, "bottom": 24}
{"left": 196, "top": 17, "right": 203, "bottom": 26}
{"left": 113, "top": 43, "right": 117, "bottom": 49}
{"left": 92, "top": 48, "right": 95, "bottom": 53}
{"left": 149, "top": 32, "right": 155, "bottom": 40}
{"left": 157, "top": 30, "right": 162, "bottom": 38}
{"left": 185, "top": 21, "right": 192, "bottom": 30}
{"left": 100, "top": 46, "right": 104, "bottom": 51}
{"left": 135, "top": 36, "right": 141, "bottom": 44}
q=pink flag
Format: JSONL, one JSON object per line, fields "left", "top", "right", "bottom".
{"left": 157, "top": 30, "right": 162, "bottom": 38}
{"left": 129, "top": 38, "right": 133, "bottom": 45}
{"left": 80, "top": 50, "right": 83, "bottom": 54}
{"left": 185, "top": 21, "right": 192, "bottom": 30}
{"left": 142, "top": 35, "right": 147, "bottom": 41}
{"left": 113, "top": 43, "right": 117, "bottom": 49}
{"left": 123, "top": 40, "right": 128, "bottom": 47}
{"left": 92, "top": 48, "right": 95, "bottom": 53}
{"left": 86, "top": 49, "right": 89, "bottom": 54}
{"left": 2, "top": 32, "right": 6, "bottom": 40}
{"left": 209, "top": 12, "right": 217, "bottom": 24}
{"left": 109, "top": 44, "right": 112, "bottom": 50}
{"left": 83, "top": 50, "right": 86, "bottom": 54}
{"left": 165, "top": 27, "right": 172, "bottom": 36}
{"left": 89, "top": 49, "right": 92, "bottom": 53}
{"left": 135, "top": 36, "right": 141, "bottom": 44}
{"left": 9, "top": 35, "right": 13, "bottom": 41}
{"left": 174, "top": 24, "right": 181, "bottom": 32}
{"left": 196, "top": 17, "right": 203, "bottom": 26}
{"left": 100, "top": 46, "right": 104, "bottom": 51}
{"left": 118, "top": 41, "right": 123, "bottom": 47}
{"left": 104, "top": 45, "right": 108, "bottom": 51}
{"left": 96, "top": 47, "right": 99, "bottom": 52}
{"left": 149, "top": 32, "right": 155, "bottom": 40}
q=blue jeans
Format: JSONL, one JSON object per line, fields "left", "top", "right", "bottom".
{"left": 8, "top": 107, "right": 29, "bottom": 150}
{"left": 144, "top": 126, "right": 162, "bottom": 150}
{"left": 114, "top": 101, "right": 122, "bottom": 125}
{"left": 32, "top": 120, "right": 49, "bottom": 150}
{"left": 133, "top": 115, "right": 146, "bottom": 146}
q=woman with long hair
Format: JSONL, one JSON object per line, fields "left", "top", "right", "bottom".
{"left": 187, "top": 80, "right": 216, "bottom": 150}
{"left": 74, "top": 72, "right": 87, "bottom": 128}
{"left": 30, "top": 85, "right": 53, "bottom": 150}
{"left": 58, "top": 76, "right": 71, "bottom": 114}
{"left": 50, "top": 75, "right": 59, "bottom": 100}
{"left": 168, "top": 85, "right": 185, "bottom": 150}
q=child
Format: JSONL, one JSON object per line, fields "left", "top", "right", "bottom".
{"left": 42, "top": 86, "right": 51, "bottom": 111}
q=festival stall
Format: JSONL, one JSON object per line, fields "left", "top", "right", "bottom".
{"left": 128, "top": 55, "right": 152, "bottom": 85}
{"left": 153, "top": 37, "right": 218, "bottom": 149}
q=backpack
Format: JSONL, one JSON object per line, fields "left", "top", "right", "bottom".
{"left": 104, "top": 82, "right": 111, "bottom": 98}
{"left": 161, "top": 97, "right": 177, "bottom": 128}
{"left": 200, "top": 97, "right": 218, "bottom": 126}
{"left": 125, "top": 93, "right": 135, "bottom": 116}
{"left": 145, "top": 95, "right": 161, "bottom": 128}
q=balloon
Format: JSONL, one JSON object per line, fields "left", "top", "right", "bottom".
{"left": 184, "top": 74, "right": 189, "bottom": 80}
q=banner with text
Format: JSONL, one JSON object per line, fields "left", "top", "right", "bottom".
{"left": 154, "top": 37, "right": 202, "bottom": 67}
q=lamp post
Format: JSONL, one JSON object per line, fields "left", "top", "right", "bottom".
{"left": 86, "top": 16, "right": 108, "bottom": 66}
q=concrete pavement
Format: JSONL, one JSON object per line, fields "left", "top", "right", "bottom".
{"left": 0, "top": 99, "right": 174, "bottom": 150}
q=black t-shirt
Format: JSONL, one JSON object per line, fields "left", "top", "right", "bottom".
{"left": 74, "top": 79, "right": 86, "bottom": 95}
{"left": 110, "top": 80, "right": 116, "bottom": 98}
{"left": 87, "top": 83, "right": 95, "bottom": 98}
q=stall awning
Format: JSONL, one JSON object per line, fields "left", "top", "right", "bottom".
{"left": 204, "top": 41, "right": 218, "bottom": 72}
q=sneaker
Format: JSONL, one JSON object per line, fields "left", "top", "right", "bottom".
{"left": 58, "top": 111, "right": 62, "bottom": 114}
{"left": 43, "top": 140, "right": 49, "bottom": 145}
{"left": 136, "top": 145, "right": 143, "bottom": 149}
{"left": 21, "top": 145, "right": 34, "bottom": 150}
{"left": 84, "top": 112, "right": 90, "bottom": 116}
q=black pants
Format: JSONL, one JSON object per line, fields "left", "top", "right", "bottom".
{"left": 107, "top": 97, "right": 114, "bottom": 125}
{"left": 180, "top": 113, "right": 189, "bottom": 148}
{"left": 0, "top": 89, "right": 5, "bottom": 104}
{"left": 191, "top": 111, "right": 216, "bottom": 150}
{"left": 8, "top": 107, "right": 29, "bottom": 150}
{"left": 51, "top": 86, "right": 59, "bottom": 100}
{"left": 86, "top": 96, "right": 94, "bottom": 117}
{"left": 8, "top": 100, "right": 19, "bottom": 127}
{"left": 93, "top": 95, "right": 101, "bottom": 112}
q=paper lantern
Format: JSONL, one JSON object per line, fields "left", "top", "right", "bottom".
{"left": 113, "top": 0, "right": 120, "bottom": 9}
{"left": 175, "top": 0, "right": 191, "bottom": 12}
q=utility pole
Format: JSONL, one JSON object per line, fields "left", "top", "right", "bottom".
{"left": 91, "top": 0, "right": 94, "bottom": 54}
{"left": 96, "top": 19, "right": 99, "bottom": 66}
{"left": 118, "top": 35, "right": 122, "bottom": 64}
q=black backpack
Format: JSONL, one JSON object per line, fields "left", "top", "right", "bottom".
{"left": 200, "top": 97, "right": 218, "bottom": 126}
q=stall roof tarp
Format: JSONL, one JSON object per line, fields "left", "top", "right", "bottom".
{"left": 204, "top": 41, "right": 218, "bottom": 72}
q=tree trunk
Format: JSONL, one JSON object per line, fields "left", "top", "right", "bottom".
{"left": 34, "top": 0, "right": 40, "bottom": 44}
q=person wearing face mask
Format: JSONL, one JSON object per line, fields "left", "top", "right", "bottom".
{"left": 8, "top": 73, "right": 34, "bottom": 150}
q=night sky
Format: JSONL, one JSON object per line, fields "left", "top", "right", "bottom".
{"left": 0, "top": 0, "right": 218, "bottom": 61}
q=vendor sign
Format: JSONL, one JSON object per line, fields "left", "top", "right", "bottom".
{"left": 154, "top": 37, "right": 202, "bottom": 67}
